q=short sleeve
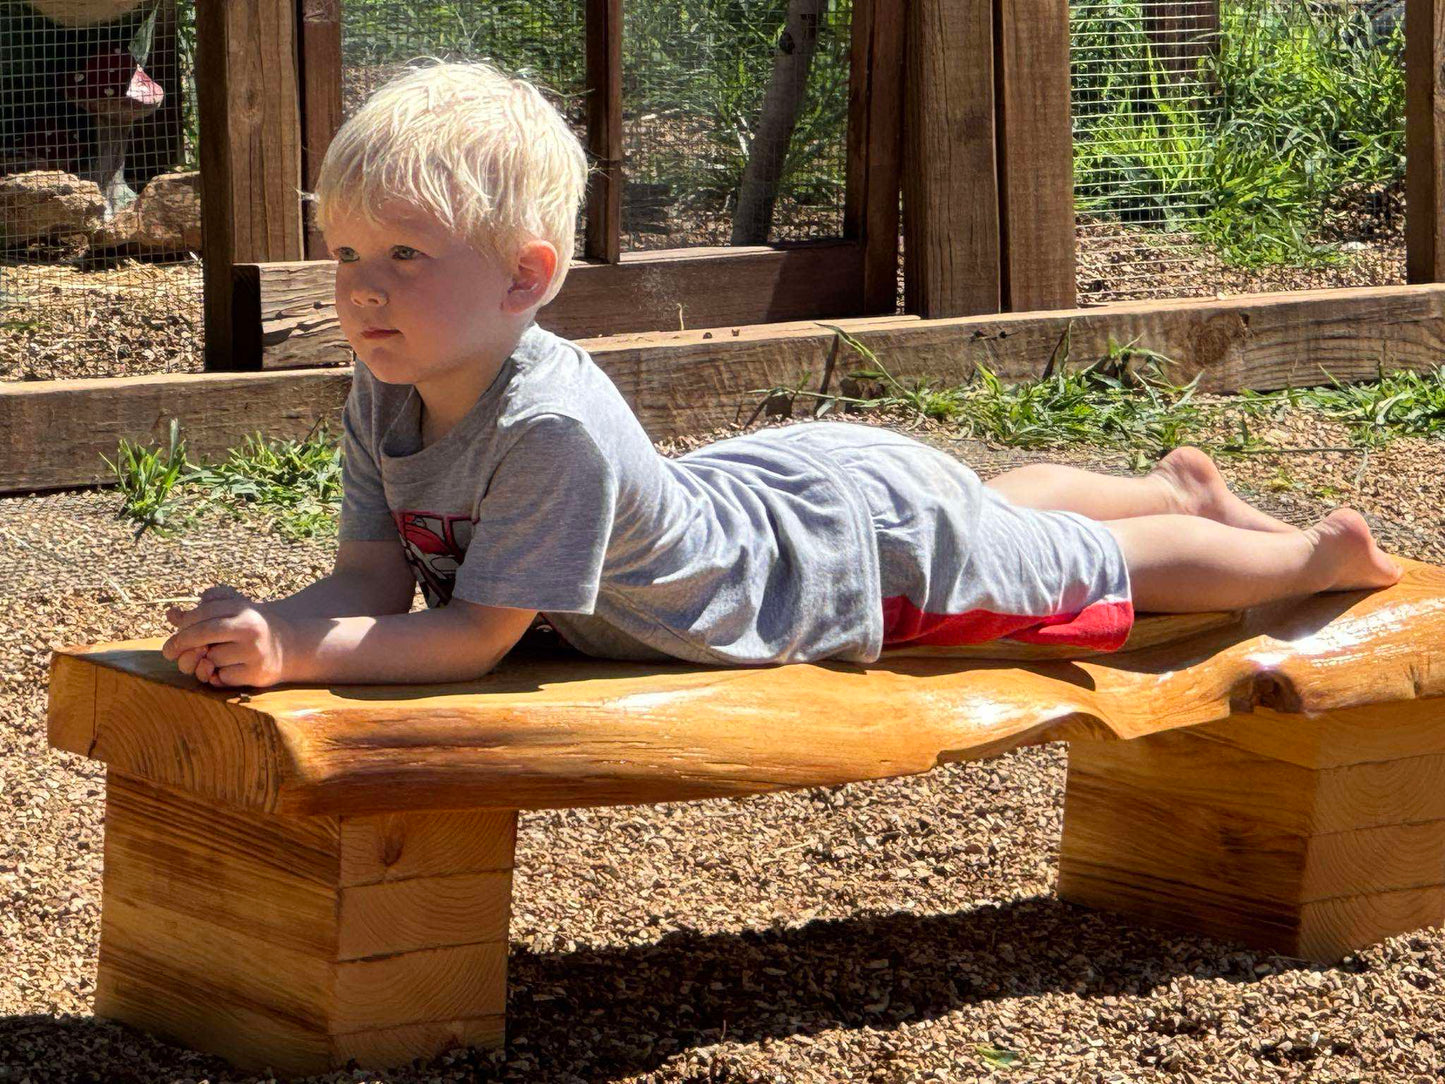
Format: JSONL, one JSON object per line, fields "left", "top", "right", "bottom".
{"left": 337, "top": 371, "right": 396, "bottom": 542}
{"left": 453, "top": 414, "right": 618, "bottom": 613}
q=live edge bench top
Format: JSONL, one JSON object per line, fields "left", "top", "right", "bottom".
{"left": 46, "top": 559, "right": 1445, "bottom": 820}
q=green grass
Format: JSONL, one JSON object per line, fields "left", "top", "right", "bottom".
{"left": 105, "top": 424, "right": 342, "bottom": 542}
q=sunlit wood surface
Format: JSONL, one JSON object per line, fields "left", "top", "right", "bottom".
{"left": 48, "top": 559, "right": 1445, "bottom": 819}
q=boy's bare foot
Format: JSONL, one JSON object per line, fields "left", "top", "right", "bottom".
{"left": 1305, "top": 508, "right": 1402, "bottom": 591}
{"left": 1150, "top": 446, "right": 1298, "bottom": 534}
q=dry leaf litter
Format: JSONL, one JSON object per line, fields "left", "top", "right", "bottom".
{"left": 3, "top": 401, "right": 1445, "bottom": 1084}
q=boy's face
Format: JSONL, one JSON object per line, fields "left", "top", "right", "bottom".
{"left": 326, "top": 200, "right": 533, "bottom": 392}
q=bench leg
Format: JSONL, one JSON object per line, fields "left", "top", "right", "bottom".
{"left": 1057, "top": 703, "right": 1445, "bottom": 961}
{"left": 94, "top": 769, "right": 517, "bottom": 1076}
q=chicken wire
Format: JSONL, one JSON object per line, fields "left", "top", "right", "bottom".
{"left": 339, "top": 0, "right": 853, "bottom": 255}
{"left": 1072, "top": 0, "right": 1407, "bottom": 303}
{"left": 1, "top": 0, "right": 200, "bottom": 381}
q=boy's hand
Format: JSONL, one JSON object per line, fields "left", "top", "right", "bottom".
{"left": 163, "top": 586, "right": 291, "bottom": 688}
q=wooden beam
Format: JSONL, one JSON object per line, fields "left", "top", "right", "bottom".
{"left": 0, "top": 369, "right": 351, "bottom": 493}
{"left": 844, "top": 0, "right": 907, "bottom": 313}
{"left": 196, "top": 0, "right": 306, "bottom": 370}
{"left": 250, "top": 242, "right": 869, "bottom": 368}
{"left": 904, "top": 0, "right": 1001, "bottom": 317}
{"left": 1407, "top": 0, "right": 1445, "bottom": 282}
{"left": 584, "top": 0, "right": 623, "bottom": 262}
{"left": 10, "top": 283, "right": 1445, "bottom": 494}
{"left": 994, "top": 0, "right": 1076, "bottom": 311}
{"left": 298, "top": 0, "right": 344, "bottom": 261}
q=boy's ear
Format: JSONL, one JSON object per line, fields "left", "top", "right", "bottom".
{"left": 504, "top": 240, "right": 559, "bottom": 314}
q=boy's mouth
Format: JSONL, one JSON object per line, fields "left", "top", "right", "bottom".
{"left": 361, "top": 328, "right": 399, "bottom": 339}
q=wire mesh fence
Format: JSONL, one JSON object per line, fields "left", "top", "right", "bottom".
{"left": 0, "top": 0, "right": 1418, "bottom": 381}
{"left": 1072, "top": 0, "right": 1407, "bottom": 303}
{"left": 1, "top": 0, "right": 201, "bottom": 380}
{"left": 619, "top": 0, "right": 851, "bottom": 250}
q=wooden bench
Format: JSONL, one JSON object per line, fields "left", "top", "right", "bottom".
{"left": 46, "top": 558, "right": 1445, "bottom": 1077}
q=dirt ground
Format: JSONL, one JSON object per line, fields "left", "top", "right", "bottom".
{"left": 3, "top": 403, "right": 1445, "bottom": 1084}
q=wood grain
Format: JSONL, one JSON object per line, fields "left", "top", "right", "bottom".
{"left": 93, "top": 771, "right": 515, "bottom": 1074}
{"left": 1407, "top": 0, "right": 1445, "bottom": 282}
{"left": 14, "top": 283, "right": 1445, "bottom": 494}
{"left": 1059, "top": 714, "right": 1445, "bottom": 961}
{"left": 195, "top": 0, "right": 305, "bottom": 370}
{"left": 47, "top": 559, "right": 1445, "bottom": 819}
{"left": 903, "top": 0, "right": 1001, "bottom": 316}
{"left": 994, "top": 0, "right": 1076, "bottom": 310}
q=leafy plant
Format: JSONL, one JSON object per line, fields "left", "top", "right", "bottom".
{"left": 101, "top": 418, "right": 194, "bottom": 539}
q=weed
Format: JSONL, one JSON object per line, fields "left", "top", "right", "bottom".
{"left": 101, "top": 418, "right": 195, "bottom": 540}
{"left": 1293, "top": 367, "right": 1445, "bottom": 444}
{"left": 105, "top": 423, "right": 343, "bottom": 542}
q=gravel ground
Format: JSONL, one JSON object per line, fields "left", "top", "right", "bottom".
{"left": 3, "top": 406, "right": 1445, "bottom": 1084}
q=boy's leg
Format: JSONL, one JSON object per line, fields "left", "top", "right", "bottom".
{"left": 1108, "top": 508, "right": 1399, "bottom": 612}
{"left": 985, "top": 447, "right": 1297, "bottom": 534}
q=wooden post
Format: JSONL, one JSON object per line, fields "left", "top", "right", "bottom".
{"left": 585, "top": 0, "right": 623, "bottom": 262}
{"left": 1407, "top": 0, "right": 1445, "bottom": 283}
{"left": 1059, "top": 703, "right": 1445, "bottom": 962}
{"left": 994, "top": 0, "right": 1076, "bottom": 311}
{"left": 94, "top": 770, "right": 517, "bottom": 1076}
{"left": 844, "top": 0, "right": 906, "bottom": 313}
{"left": 903, "top": 0, "right": 1001, "bottom": 317}
{"left": 196, "top": 0, "right": 306, "bottom": 370}
{"left": 298, "top": 0, "right": 343, "bottom": 260}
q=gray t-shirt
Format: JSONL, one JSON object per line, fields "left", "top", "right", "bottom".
{"left": 339, "top": 322, "right": 884, "bottom": 666}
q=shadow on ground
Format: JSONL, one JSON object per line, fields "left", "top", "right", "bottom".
{"left": 0, "top": 894, "right": 1333, "bottom": 1083}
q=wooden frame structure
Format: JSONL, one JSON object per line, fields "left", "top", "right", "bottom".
{"left": 199, "top": 0, "right": 909, "bottom": 368}
{"left": 3, "top": 0, "right": 1445, "bottom": 484}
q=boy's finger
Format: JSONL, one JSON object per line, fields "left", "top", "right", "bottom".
{"left": 166, "top": 599, "right": 249, "bottom": 634}
{"left": 162, "top": 616, "right": 246, "bottom": 659}
{"left": 195, "top": 655, "right": 215, "bottom": 683}
{"left": 203, "top": 642, "right": 250, "bottom": 668}
{"left": 212, "top": 663, "right": 253, "bottom": 688}
{"left": 175, "top": 646, "right": 207, "bottom": 676}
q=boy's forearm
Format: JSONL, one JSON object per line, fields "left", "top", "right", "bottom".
{"left": 279, "top": 607, "right": 513, "bottom": 685}
{"left": 259, "top": 570, "right": 412, "bottom": 624}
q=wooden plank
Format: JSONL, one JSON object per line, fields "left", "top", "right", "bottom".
{"left": 332, "top": 941, "right": 509, "bottom": 1032}
{"left": 1060, "top": 713, "right": 1445, "bottom": 961}
{"left": 15, "top": 282, "right": 1445, "bottom": 493}
{"left": 903, "top": 0, "right": 1000, "bottom": 316}
{"left": 96, "top": 773, "right": 339, "bottom": 1076}
{"left": 196, "top": 0, "right": 306, "bottom": 370}
{"left": 585, "top": 0, "right": 623, "bottom": 262}
{"left": 337, "top": 872, "right": 513, "bottom": 960}
{"left": 1407, "top": 0, "right": 1445, "bottom": 282}
{"left": 0, "top": 367, "right": 351, "bottom": 494}
{"left": 1193, "top": 700, "right": 1445, "bottom": 770}
{"left": 339, "top": 810, "right": 518, "bottom": 886}
{"left": 1297, "top": 887, "right": 1445, "bottom": 961}
{"left": 994, "top": 0, "right": 1076, "bottom": 311}
{"left": 844, "top": 0, "right": 906, "bottom": 313}
{"left": 45, "top": 560, "right": 1445, "bottom": 818}
{"left": 330, "top": 1016, "right": 506, "bottom": 1065}
{"left": 298, "top": 0, "right": 344, "bottom": 260}
{"left": 254, "top": 242, "right": 868, "bottom": 368}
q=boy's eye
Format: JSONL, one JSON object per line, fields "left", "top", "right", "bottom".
{"left": 334, "top": 247, "right": 357, "bottom": 262}
{"left": 391, "top": 245, "right": 420, "bottom": 260}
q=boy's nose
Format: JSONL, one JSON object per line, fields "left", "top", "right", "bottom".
{"left": 350, "top": 283, "right": 388, "bottom": 306}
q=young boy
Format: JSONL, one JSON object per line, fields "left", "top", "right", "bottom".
{"left": 161, "top": 61, "right": 1401, "bottom": 689}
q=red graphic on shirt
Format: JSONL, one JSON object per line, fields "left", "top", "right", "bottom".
{"left": 392, "top": 510, "right": 474, "bottom": 607}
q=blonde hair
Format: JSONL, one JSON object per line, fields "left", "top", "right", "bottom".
{"left": 306, "top": 59, "right": 588, "bottom": 303}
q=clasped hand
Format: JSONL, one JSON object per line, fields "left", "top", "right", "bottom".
{"left": 162, "top": 585, "right": 290, "bottom": 688}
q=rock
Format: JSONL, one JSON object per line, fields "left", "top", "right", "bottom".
{"left": 92, "top": 171, "right": 201, "bottom": 254}
{"left": 0, "top": 170, "right": 105, "bottom": 249}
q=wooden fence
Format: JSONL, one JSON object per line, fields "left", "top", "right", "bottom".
{"left": 3, "top": 0, "right": 1445, "bottom": 493}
